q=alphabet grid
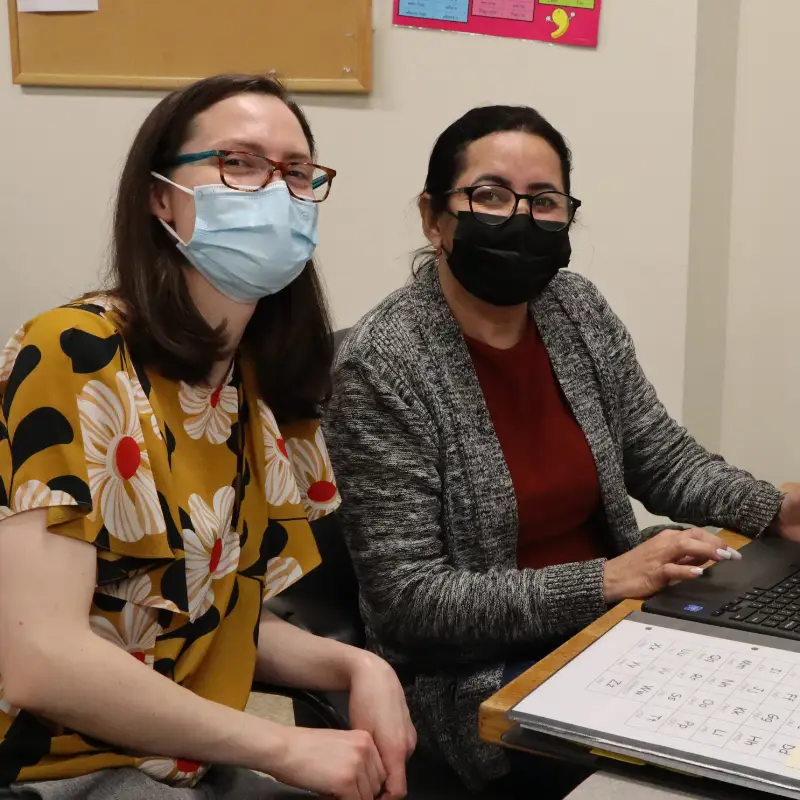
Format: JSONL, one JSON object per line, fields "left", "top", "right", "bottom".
{"left": 589, "top": 633, "right": 800, "bottom": 766}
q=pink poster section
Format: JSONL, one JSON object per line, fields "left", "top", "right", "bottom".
{"left": 394, "top": 0, "right": 602, "bottom": 48}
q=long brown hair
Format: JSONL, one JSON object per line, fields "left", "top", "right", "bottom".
{"left": 108, "top": 74, "right": 333, "bottom": 423}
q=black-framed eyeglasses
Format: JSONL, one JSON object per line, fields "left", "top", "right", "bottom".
{"left": 168, "top": 149, "right": 337, "bottom": 203}
{"left": 443, "top": 184, "right": 581, "bottom": 231}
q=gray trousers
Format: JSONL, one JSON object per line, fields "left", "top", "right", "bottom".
{"left": 1, "top": 767, "right": 317, "bottom": 799}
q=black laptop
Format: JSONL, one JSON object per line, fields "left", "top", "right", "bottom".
{"left": 643, "top": 537, "right": 800, "bottom": 641}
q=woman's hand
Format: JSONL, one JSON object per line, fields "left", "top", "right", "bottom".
{"left": 271, "top": 726, "right": 387, "bottom": 799}
{"left": 348, "top": 653, "right": 417, "bottom": 800}
{"left": 776, "top": 484, "right": 800, "bottom": 542}
{"left": 603, "top": 528, "right": 740, "bottom": 604}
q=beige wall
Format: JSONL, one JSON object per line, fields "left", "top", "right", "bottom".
{"left": 720, "top": 0, "right": 800, "bottom": 485}
{"left": 0, "top": 0, "right": 700, "bottom": 424}
{"left": 19, "top": 2, "right": 789, "bottom": 524}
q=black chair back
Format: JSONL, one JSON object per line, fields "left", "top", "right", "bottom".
{"left": 265, "top": 512, "right": 365, "bottom": 649}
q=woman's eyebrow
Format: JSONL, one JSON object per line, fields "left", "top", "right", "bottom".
{"left": 468, "top": 175, "right": 560, "bottom": 193}
{"left": 211, "top": 140, "right": 312, "bottom": 162}
{"left": 469, "top": 173, "right": 512, "bottom": 187}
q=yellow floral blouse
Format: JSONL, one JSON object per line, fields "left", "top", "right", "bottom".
{"left": 0, "top": 297, "right": 340, "bottom": 787}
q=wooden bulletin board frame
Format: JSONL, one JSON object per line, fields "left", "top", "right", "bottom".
{"left": 7, "top": 0, "right": 373, "bottom": 93}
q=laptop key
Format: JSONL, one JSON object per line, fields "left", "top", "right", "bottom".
{"left": 747, "top": 602, "right": 765, "bottom": 609}
{"left": 748, "top": 614, "right": 768, "bottom": 625}
{"left": 732, "top": 611, "right": 754, "bottom": 621}
{"left": 763, "top": 619, "right": 781, "bottom": 628}
{"left": 781, "top": 621, "right": 800, "bottom": 632}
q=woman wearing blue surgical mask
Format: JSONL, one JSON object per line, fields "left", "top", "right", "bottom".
{"left": 0, "top": 75, "right": 414, "bottom": 800}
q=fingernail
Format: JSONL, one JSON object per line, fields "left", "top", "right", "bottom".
{"left": 716, "top": 549, "right": 732, "bottom": 560}
{"left": 690, "top": 567, "right": 704, "bottom": 576}
{"left": 727, "top": 548, "right": 743, "bottom": 561}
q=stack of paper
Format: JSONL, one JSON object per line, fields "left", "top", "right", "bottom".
{"left": 509, "top": 612, "right": 800, "bottom": 798}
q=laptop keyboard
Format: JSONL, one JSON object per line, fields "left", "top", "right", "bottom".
{"left": 712, "top": 569, "right": 800, "bottom": 633}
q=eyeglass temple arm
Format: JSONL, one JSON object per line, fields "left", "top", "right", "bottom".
{"left": 169, "top": 150, "right": 221, "bottom": 167}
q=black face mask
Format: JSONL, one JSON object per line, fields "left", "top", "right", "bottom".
{"left": 444, "top": 211, "right": 572, "bottom": 307}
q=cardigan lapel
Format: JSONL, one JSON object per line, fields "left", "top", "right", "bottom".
{"left": 408, "top": 266, "right": 519, "bottom": 570}
{"left": 534, "top": 278, "right": 642, "bottom": 553}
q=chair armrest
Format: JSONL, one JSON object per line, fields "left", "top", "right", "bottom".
{"left": 250, "top": 681, "right": 350, "bottom": 730}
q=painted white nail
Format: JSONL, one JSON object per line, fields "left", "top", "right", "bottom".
{"left": 716, "top": 549, "right": 732, "bottom": 560}
{"left": 690, "top": 567, "right": 704, "bottom": 576}
{"left": 727, "top": 548, "right": 743, "bottom": 561}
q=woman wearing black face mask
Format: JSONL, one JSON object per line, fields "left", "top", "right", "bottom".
{"left": 325, "top": 106, "right": 800, "bottom": 796}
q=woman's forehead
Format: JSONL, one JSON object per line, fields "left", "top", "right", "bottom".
{"left": 188, "top": 93, "right": 311, "bottom": 160}
{"left": 459, "top": 131, "right": 563, "bottom": 189}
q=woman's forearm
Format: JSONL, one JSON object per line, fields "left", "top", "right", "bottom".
{"left": 8, "top": 629, "right": 288, "bottom": 773}
{"left": 357, "top": 556, "right": 607, "bottom": 656}
{"left": 256, "top": 610, "right": 369, "bottom": 691}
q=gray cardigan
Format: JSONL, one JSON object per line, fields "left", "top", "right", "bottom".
{"left": 324, "top": 264, "right": 783, "bottom": 789}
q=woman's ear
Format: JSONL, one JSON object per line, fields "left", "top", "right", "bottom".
{"left": 419, "top": 193, "right": 442, "bottom": 250}
{"left": 150, "top": 180, "right": 174, "bottom": 224}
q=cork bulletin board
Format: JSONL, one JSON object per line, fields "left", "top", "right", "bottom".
{"left": 7, "top": 0, "right": 373, "bottom": 92}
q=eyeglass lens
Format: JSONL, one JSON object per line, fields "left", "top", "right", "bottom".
{"left": 221, "top": 152, "right": 330, "bottom": 201}
{"left": 469, "top": 185, "right": 573, "bottom": 230}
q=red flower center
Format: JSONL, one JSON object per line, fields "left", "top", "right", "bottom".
{"left": 308, "top": 481, "right": 337, "bottom": 504}
{"left": 210, "top": 386, "right": 222, "bottom": 408}
{"left": 115, "top": 436, "right": 141, "bottom": 480}
{"left": 209, "top": 538, "right": 223, "bottom": 574}
{"left": 277, "top": 438, "right": 288, "bottom": 459}
{"left": 176, "top": 759, "right": 201, "bottom": 774}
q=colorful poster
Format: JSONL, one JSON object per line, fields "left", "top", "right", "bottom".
{"left": 393, "top": 0, "right": 602, "bottom": 48}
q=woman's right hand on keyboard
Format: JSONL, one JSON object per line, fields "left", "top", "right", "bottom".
{"left": 602, "top": 528, "right": 740, "bottom": 604}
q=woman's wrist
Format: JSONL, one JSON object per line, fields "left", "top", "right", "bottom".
{"left": 602, "top": 557, "right": 623, "bottom": 605}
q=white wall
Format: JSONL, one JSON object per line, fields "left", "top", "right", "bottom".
{"left": 720, "top": 0, "right": 800, "bottom": 485}
{"left": 0, "top": 0, "right": 700, "bottom": 430}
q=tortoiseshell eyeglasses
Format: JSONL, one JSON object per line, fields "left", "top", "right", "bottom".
{"left": 169, "top": 149, "right": 337, "bottom": 202}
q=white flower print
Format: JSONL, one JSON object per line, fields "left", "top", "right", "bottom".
{"left": 178, "top": 379, "right": 237, "bottom": 445}
{"left": 0, "top": 326, "right": 24, "bottom": 384}
{"left": 78, "top": 371, "right": 166, "bottom": 543}
{"left": 183, "top": 487, "right": 241, "bottom": 620}
{"left": 0, "top": 478, "right": 78, "bottom": 520}
{"left": 138, "top": 757, "right": 207, "bottom": 787}
{"left": 0, "top": 681, "right": 18, "bottom": 718}
{"left": 130, "top": 374, "right": 162, "bottom": 441}
{"left": 95, "top": 573, "right": 181, "bottom": 613}
{"left": 90, "top": 603, "right": 160, "bottom": 667}
{"left": 9, "top": 479, "right": 77, "bottom": 512}
{"left": 263, "top": 556, "right": 304, "bottom": 601}
{"left": 258, "top": 401, "right": 302, "bottom": 507}
{"left": 285, "top": 428, "right": 341, "bottom": 521}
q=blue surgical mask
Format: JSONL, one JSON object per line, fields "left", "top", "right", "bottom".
{"left": 151, "top": 173, "right": 319, "bottom": 304}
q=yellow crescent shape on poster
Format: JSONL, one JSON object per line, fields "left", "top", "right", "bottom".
{"left": 551, "top": 7, "right": 571, "bottom": 39}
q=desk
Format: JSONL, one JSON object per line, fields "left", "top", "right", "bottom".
{"left": 565, "top": 770, "right": 768, "bottom": 800}
{"left": 478, "top": 530, "right": 751, "bottom": 798}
